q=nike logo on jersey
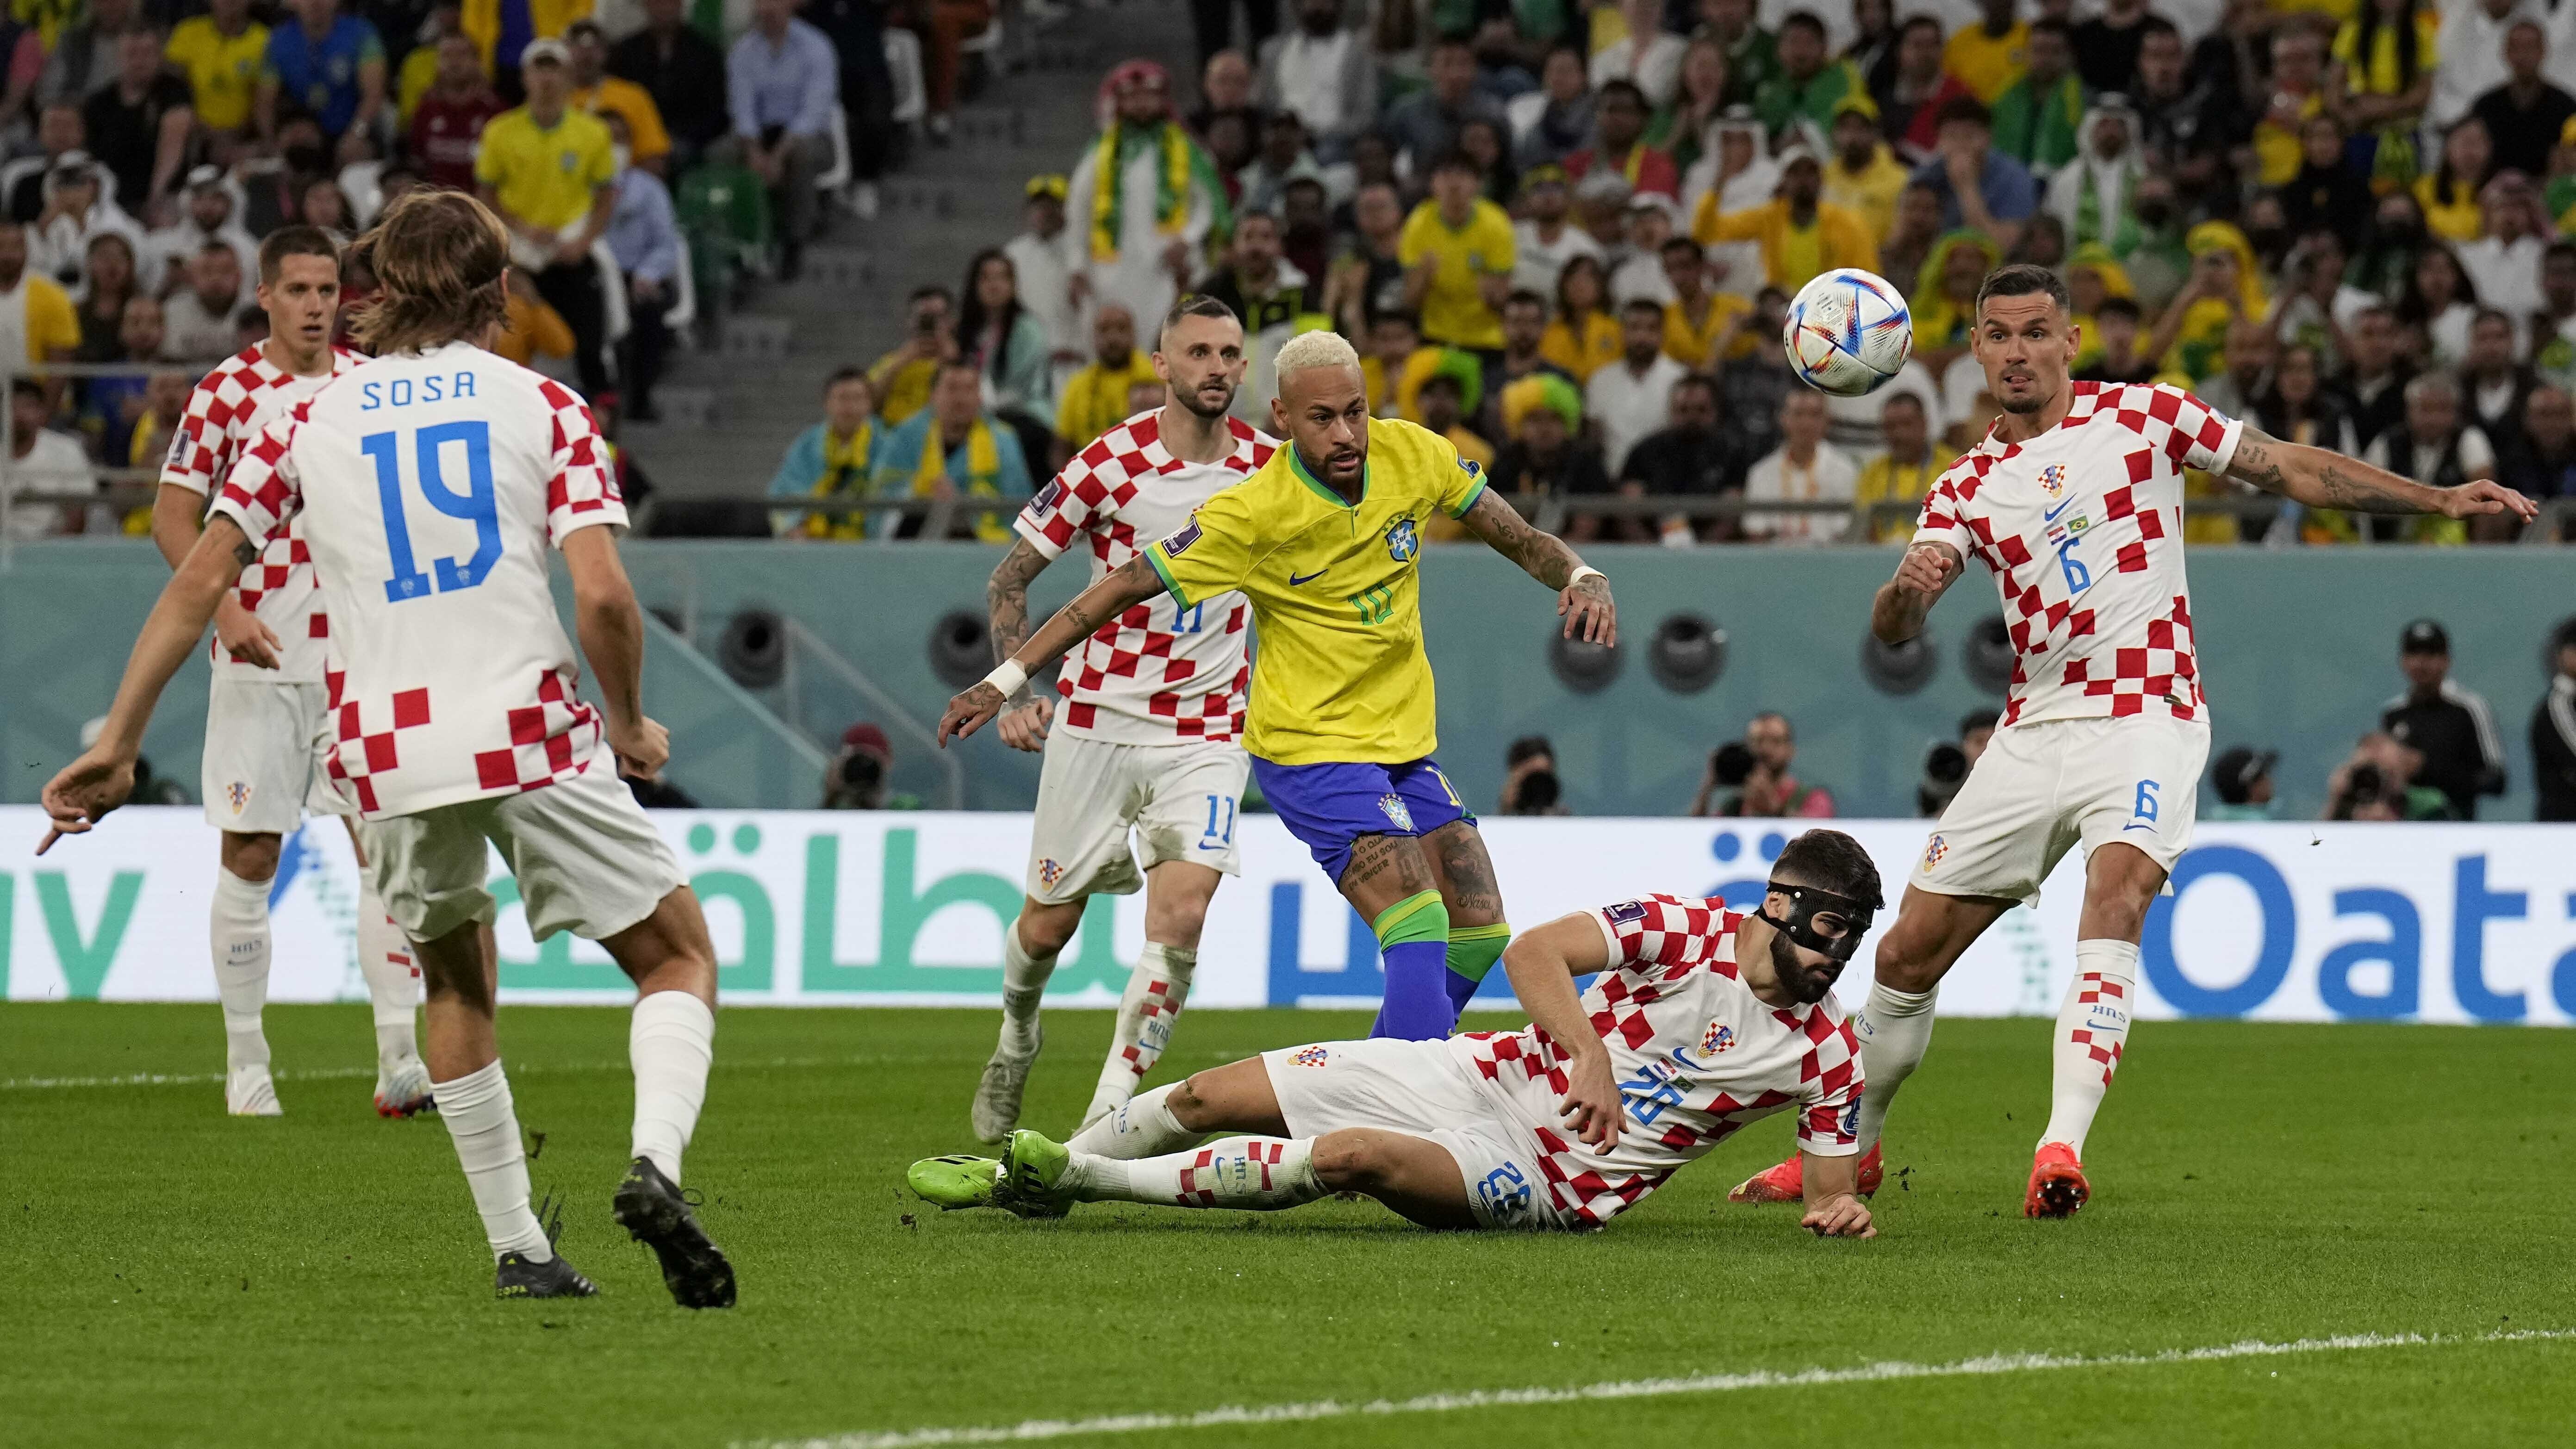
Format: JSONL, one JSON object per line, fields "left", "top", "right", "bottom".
{"left": 1287, "top": 568, "right": 1326, "bottom": 585}
{"left": 2042, "top": 496, "right": 2077, "bottom": 522}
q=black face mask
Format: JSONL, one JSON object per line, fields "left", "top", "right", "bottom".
{"left": 1756, "top": 882, "right": 1879, "bottom": 963}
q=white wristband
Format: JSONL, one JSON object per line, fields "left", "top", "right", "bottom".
{"left": 982, "top": 661, "right": 1029, "bottom": 699}
{"left": 1568, "top": 566, "right": 1605, "bottom": 586}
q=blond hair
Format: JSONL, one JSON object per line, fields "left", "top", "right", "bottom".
{"left": 348, "top": 189, "right": 511, "bottom": 356}
{"left": 1273, "top": 329, "right": 1362, "bottom": 377}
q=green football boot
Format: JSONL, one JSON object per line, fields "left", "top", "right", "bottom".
{"left": 907, "top": 1154, "right": 1005, "bottom": 1211}
{"left": 1000, "top": 1129, "right": 1076, "bottom": 1219}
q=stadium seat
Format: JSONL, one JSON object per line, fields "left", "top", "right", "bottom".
{"left": 676, "top": 161, "right": 775, "bottom": 286}
{"left": 884, "top": 29, "right": 927, "bottom": 127}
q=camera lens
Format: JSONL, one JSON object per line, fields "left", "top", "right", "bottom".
{"left": 1923, "top": 742, "right": 1968, "bottom": 786}
{"left": 1518, "top": 770, "right": 1560, "bottom": 811}
{"left": 1713, "top": 742, "right": 1755, "bottom": 787}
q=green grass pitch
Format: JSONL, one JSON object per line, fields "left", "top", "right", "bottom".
{"left": 3, "top": 1001, "right": 2571, "bottom": 1448}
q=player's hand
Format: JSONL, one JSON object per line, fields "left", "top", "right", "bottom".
{"left": 37, "top": 748, "right": 137, "bottom": 854}
{"left": 607, "top": 715, "right": 671, "bottom": 781}
{"left": 938, "top": 682, "right": 1007, "bottom": 747}
{"left": 2439, "top": 480, "right": 2539, "bottom": 522}
{"left": 996, "top": 697, "right": 1053, "bottom": 752}
{"left": 213, "top": 596, "right": 282, "bottom": 670}
{"left": 1801, "top": 1192, "right": 1876, "bottom": 1239}
{"left": 1892, "top": 543, "right": 1958, "bottom": 599}
{"left": 1555, "top": 1049, "right": 1624, "bottom": 1151}
{"left": 1558, "top": 573, "right": 1615, "bottom": 645}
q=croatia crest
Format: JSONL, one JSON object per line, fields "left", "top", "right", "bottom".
{"left": 1292, "top": 1045, "right": 1331, "bottom": 1068}
{"left": 1385, "top": 516, "right": 1419, "bottom": 562}
{"left": 1698, "top": 1020, "right": 1736, "bottom": 1056}
{"left": 226, "top": 782, "right": 251, "bottom": 815}
{"left": 1037, "top": 858, "right": 1065, "bottom": 889}
{"left": 2037, "top": 462, "right": 2068, "bottom": 499}
{"left": 1376, "top": 793, "right": 1415, "bottom": 831}
{"left": 1922, "top": 833, "right": 1948, "bottom": 870}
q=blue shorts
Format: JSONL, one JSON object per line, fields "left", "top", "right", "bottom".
{"left": 1250, "top": 754, "right": 1474, "bottom": 886}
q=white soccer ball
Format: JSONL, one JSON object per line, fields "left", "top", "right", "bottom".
{"left": 1783, "top": 267, "right": 1913, "bottom": 398}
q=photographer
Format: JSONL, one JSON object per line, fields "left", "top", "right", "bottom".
{"left": 1692, "top": 712, "right": 1836, "bottom": 818}
{"left": 1917, "top": 707, "right": 1997, "bottom": 817}
{"left": 2324, "top": 731, "right": 2456, "bottom": 822}
{"left": 1499, "top": 735, "right": 1570, "bottom": 815}
{"left": 2204, "top": 746, "right": 2277, "bottom": 821}
{"left": 823, "top": 722, "right": 923, "bottom": 809}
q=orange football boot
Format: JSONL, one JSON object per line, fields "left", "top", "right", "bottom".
{"left": 2023, "top": 1141, "right": 2090, "bottom": 1218}
{"left": 1728, "top": 1143, "right": 1882, "bottom": 1203}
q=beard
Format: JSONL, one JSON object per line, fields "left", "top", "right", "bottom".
{"left": 1172, "top": 378, "right": 1236, "bottom": 418}
{"left": 1769, "top": 925, "right": 1843, "bottom": 1004}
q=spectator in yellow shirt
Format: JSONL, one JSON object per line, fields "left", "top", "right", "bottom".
{"left": 1397, "top": 151, "right": 1516, "bottom": 350}
{"left": 1658, "top": 237, "right": 1750, "bottom": 369}
{"left": 2331, "top": 0, "right": 2438, "bottom": 137}
{"left": 1692, "top": 148, "right": 1879, "bottom": 293}
{"left": 492, "top": 268, "right": 577, "bottom": 366}
{"left": 1824, "top": 96, "right": 1908, "bottom": 246}
{"left": 166, "top": 0, "right": 269, "bottom": 136}
{"left": 0, "top": 219, "right": 79, "bottom": 367}
{"left": 1053, "top": 301, "right": 1163, "bottom": 461}
{"left": 475, "top": 38, "right": 619, "bottom": 400}
{"left": 567, "top": 17, "right": 672, "bottom": 175}
{"left": 870, "top": 285, "right": 955, "bottom": 426}
{"left": 1943, "top": 0, "right": 2029, "bottom": 105}
{"left": 1539, "top": 253, "right": 1622, "bottom": 381}
{"left": 1853, "top": 391, "right": 1955, "bottom": 542}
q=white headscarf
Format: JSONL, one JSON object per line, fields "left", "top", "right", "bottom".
{"left": 2049, "top": 96, "right": 2142, "bottom": 250}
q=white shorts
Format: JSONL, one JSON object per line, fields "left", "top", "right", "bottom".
{"left": 1024, "top": 733, "right": 1247, "bottom": 903}
{"left": 364, "top": 759, "right": 684, "bottom": 944}
{"left": 1261, "top": 1037, "right": 1562, "bottom": 1231}
{"left": 1911, "top": 715, "right": 2209, "bottom": 906}
{"left": 201, "top": 677, "right": 347, "bottom": 834}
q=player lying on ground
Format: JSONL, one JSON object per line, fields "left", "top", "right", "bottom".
{"left": 150, "top": 225, "right": 431, "bottom": 1119}
{"left": 909, "top": 828, "right": 1880, "bottom": 1238}
{"left": 38, "top": 191, "right": 737, "bottom": 1306}
{"left": 968, "top": 295, "right": 1276, "bottom": 1142}
{"left": 1730, "top": 263, "right": 2538, "bottom": 1219}
{"left": 941, "top": 330, "right": 1617, "bottom": 1043}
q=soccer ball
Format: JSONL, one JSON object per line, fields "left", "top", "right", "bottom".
{"left": 1783, "top": 268, "right": 1913, "bottom": 398}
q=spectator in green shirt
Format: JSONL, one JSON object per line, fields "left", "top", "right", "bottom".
{"left": 1991, "top": 17, "right": 2086, "bottom": 174}
{"left": 1695, "top": 0, "right": 1775, "bottom": 107}
{"left": 1753, "top": 11, "right": 1861, "bottom": 140}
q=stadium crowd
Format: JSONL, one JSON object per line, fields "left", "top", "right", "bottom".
{"left": 0, "top": 0, "right": 962, "bottom": 540}
{"left": 764, "top": 0, "right": 2576, "bottom": 547}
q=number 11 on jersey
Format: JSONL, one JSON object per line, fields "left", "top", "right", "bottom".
{"left": 370, "top": 420, "right": 500, "bottom": 603}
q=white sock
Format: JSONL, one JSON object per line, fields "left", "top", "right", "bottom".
{"left": 998, "top": 917, "right": 1056, "bottom": 1056}
{"left": 211, "top": 866, "right": 272, "bottom": 1073}
{"left": 432, "top": 1059, "right": 553, "bottom": 1261}
{"left": 630, "top": 990, "right": 716, "bottom": 1185}
{"left": 1090, "top": 943, "right": 1195, "bottom": 1114}
{"left": 1066, "top": 1081, "right": 1203, "bottom": 1159}
{"left": 354, "top": 874, "right": 420, "bottom": 1068}
{"left": 1069, "top": 1136, "right": 1325, "bottom": 1209}
{"left": 1854, "top": 980, "right": 1939, "bottom": 1152}
{"left": 2040, "top": 939, "right": 2139, "bottom": 1158}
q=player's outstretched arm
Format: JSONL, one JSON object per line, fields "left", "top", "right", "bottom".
{"left": 149, "top": 483, "right": 281, "bottom": 669}
{"left": 938, "top": 555, "right": 1164, "bottom": 746}
{"left": 38, "top": 516, "right": 254, "bottom": 852}
{"left": 985, "top": 538, "right": 1057, "bottom": 752}
{"left": 563, "top": 527, "right": 668, "bottom": 781}
{"left": 1456, "top": 489, "right": 1615, "bottom": 645}
{"left": 1798, "top": 1151, "right": 1876, "bottom": 1239}
{"left": 1871, "top": 541, "right": 1963, "bottom": 645}
{"left": 1500, "top": 914, "right": 1623, "bottom": 1152}
{"left": 2224, "top": 426, "right": 2540, "bottom": 523}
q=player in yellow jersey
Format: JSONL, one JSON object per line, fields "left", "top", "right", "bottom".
{"left": 941, "top": 330, "right": 1615, "bottom": 1039}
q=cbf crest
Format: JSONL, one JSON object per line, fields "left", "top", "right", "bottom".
{"left": 2037, "top": 462, "right": 2068, "bottom": 499}
{"left": 1376, "top": 793, "right": 1414, "bottom": 831}
{"left": 1384, "top": 516, "right": 1419, "bottom": 562}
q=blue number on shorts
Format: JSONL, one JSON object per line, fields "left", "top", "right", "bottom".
{"left": 1200, "top": 794, "right": 1236, "bottom": 847}
{"left": 368, "top": 420, "right": 499, "bottom": 603}
{"left": 2056, "top": 539, "right": 2091, "bottom": 596}
{"left": 1173, "top": 602, "right": 1206, "bottom": 634}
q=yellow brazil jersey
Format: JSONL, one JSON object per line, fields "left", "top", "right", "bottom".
{"left": 1943, "top": 21, "right": 2028, "bottom": 105}
{"left": 1663, "top": 292, "right": 1750, "bottom": 368}
{"left": 1396, "top": 198, "right": 1516, "bottom": 350}
{"left": 1056, "top": 353, "right": 1162, "bottom": 447}
{"left": 475, "top": 106, "right": 616, "bottom": 233}
{"left": 1144, "top": 418, "right": 1486, "bottom": 765}
{"left": 166, "top": 18, "right": 270, "bottom": 132}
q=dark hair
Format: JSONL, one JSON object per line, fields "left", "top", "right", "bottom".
{"left": 2547, "top": 239, "right": 2576, "bottom": 267}
{"left": 1233, "top": 207, "right": 1281, "bottom": 233}
{"left": 1881, "top": 389, "right": 1926, "bottom": 416}
{"left": 1974, "top": 262, "right": 2071, "bottom": 317}
{"left": 1958, "top": 707, "right": 2000, "bottom": 735}
{"left": 1506, "top": 734, "right": 1555, "bottom": 768}
{"left": 2138, "top": 16, "right": 2180, "bottom": 44}
{"left": 1778, "top": 9, "right": 1826, "bottom": 40}
{"left": 2096, "top": 295, "right": 2143, "bottom": 323}
{"left": 1374, "top": 308, "right": 1420, "bottom": 332}
{"left": 2028, "top": 15, "right": 2071, "bottom": 43}
{"left": 953, "top": 247, "right": 1023, "bottom": 388}
{"left": 907, "top": 284, "right": 950, "bottom": 305}
{"left": 1771, "top": 828, "right": 1884, "bottom": 908}
{"left": 2353, "top": 0, "right": 2422, "bottom": 93}
{"left": 1502, "top": 288, "right": 1548, "bottom": 313}
{"left": 347, "top": 190, "right": 509, "bottom": 354}
{"left": 1556, "top": 253, "right": 1609, "bottom": 318}
{"left": 2396, "top": 242, "right": 2478, "bottom": 327}
{"left": 2433, "top": 117, "right": 2492, "bottom": 204}
{"left": 823, "top": 365, "right": 869, "bottom": 393}
{"left": 1597, "top": 78, "right": 1647, "bottom": 111}
{"left": 1934, "top": 96, "right": 1992, "bottom": 131}
{"left": 2471, "top": 305, "right": 2515, "bottom": 333}
{"left": 1898, "top": 13, "right": 1940, "bottom": 43}
{"left": 1431, "top": 148, "right": 1482, "bottom": 178}
{"left": 1672, "top": 370, "right": 1721, "bottom": 403}
{"left": 1162, "top": 292, "right": 1239, "bottom": 339}
{"left": 258, "top": 224, "right": 341, "bottom": 284}
{"left": 1659, "top": 235, "right": 1702, "bottom": 261}
{"left": 1419, "top": 371, "right": 1463, "bottom": 398}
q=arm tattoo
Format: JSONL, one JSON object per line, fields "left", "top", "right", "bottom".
{"left": 985, "top": 538, "right": 1051, "bottom": 669}
{"left": 2310, "top": 460, "right": 2428, "bottom": 514}
{"left": 2228, "top": 424, "right": 2427, "bottom": 512}
{"left": 2225, "top": 428, "right": 2291, "bottom": 496}
{"left": 233, "top": 537, "right": 258, "bottom": 568}
{"left": 1462, "top": 489, "right": 1584, "bottom": 589}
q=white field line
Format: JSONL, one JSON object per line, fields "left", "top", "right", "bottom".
{"left": 0, "top": 1054, "right": 922, "bottom": 1091}
{"left": 741, "top": 1327, "right": 2576, "bottom": 1449}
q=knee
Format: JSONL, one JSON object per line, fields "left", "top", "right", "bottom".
{"left": 1307, "top": 1131, "right": 1381, "bottom": 1193}
{"left": 220, "top": 833, "right": 281, "bottom": 882}
{"left": 1874, "top": 930, "right": 1943, "bottom": 995}
{"left": 1166, "top": 1072, "right": 1217, "bottom": 1130}
{"left": 1016, "top": 900, "right": 1082, "bottom": 958}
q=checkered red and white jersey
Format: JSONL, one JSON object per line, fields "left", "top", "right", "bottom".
{"left": 210, "top": 341, "right": 626, "bottom": 819}
{"left": 1914, "top": 382, "right": 2242, "bottom": 729}
{"left": 1014, "top": 410, "right": 1275, "bottom": 745}
{"left": 159, "top": 345, "right": 362, "bottom": 683}
{"left": 1446, "top": 896, "right": 1862, "bottom": 1229}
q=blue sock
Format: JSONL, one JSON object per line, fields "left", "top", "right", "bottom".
{"left": 1369, "top": 939, "right": 1456, "bottom": 1039}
